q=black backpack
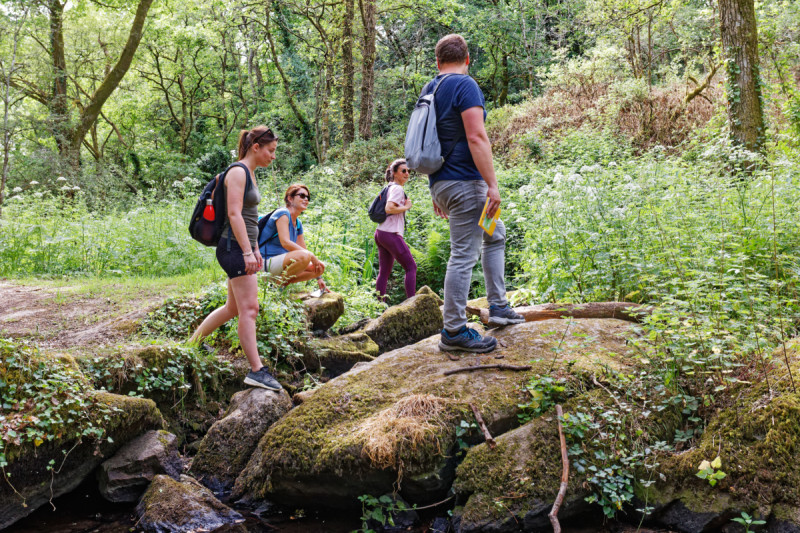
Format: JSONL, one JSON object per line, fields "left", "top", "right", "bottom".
{"left": 189, "top": 162, "right": 251, "bottom": 247}
{"left": 368, "top": 184, "right": 407, "bottom": 224}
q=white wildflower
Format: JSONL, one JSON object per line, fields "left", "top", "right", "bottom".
{"left": 608, "top": 161, "right": 617, "bottom": 167}
{"left": 72, "top": 186, "right": 80, "bottom": 191}
{"left": 12, "top": 186, "right": 22, "bottom": 193}
{"left": 324, "top": 167, "right": 334, "bottom": 175}
{"left": 61, "top": 186, "right": 72, "bottom": 191}
{"left": 29, "top": 180, "right": 39, "bottom": 185}
{"left": 33, "top": 192, "right": 43, "bottom": 198}
{"left": 57, "top": 176, "right": 67, "bottom": 182}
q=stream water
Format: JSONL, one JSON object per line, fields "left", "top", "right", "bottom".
{"left": 6, "top": 478, "right": 673, "bottom": 533}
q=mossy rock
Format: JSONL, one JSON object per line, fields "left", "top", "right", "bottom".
{"left": 416, "top": 285, "right": 443, "bottom": 305}
{"left": 191, "top": 388, "right": 292, "bottom": 496}
{"left": 231, "top": 318, "right": 639, "bottom": 511}
{"left": 453, "top": 412, "right": 593, "bottom": 533}
{"left": 299, "top": 332, "right": 379, "bottom": 377}
{"left": 136, "top": 474, "right": 244, "bottom": 533}
{"left": 363, "top": 292, "right": 444, "bottom": 353}
{"left": 638, "top": 339, "right": 800, "bottom": 531}
{"left": 301, "top": 291, "right": 345, "bottom": 331}
{"left": 0, "top": 392, "right": 163, "bottom": 529}
{"left": 453, "top": 381, "right": 683, "bottom": 532}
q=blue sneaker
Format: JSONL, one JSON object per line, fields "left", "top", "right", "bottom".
{"left": 244, "top": 367, "right": 282, "bottom": 391}
{"left": 439, "top": 326, "right": 497, "bottom": 353}
{"left": 488, "top": 305, "right": 526, "bottom": 327}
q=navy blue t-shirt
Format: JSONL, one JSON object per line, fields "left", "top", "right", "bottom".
{"left": 422, "top": 74, "right": 487, "bottom": 186}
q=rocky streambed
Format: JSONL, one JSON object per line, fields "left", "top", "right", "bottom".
{"left": 5, "top": 289, "right": 800, "bottom": 532}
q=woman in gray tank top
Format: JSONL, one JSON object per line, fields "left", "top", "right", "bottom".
{"left": 190, "top": 126, "right": 282, "bottom": 392}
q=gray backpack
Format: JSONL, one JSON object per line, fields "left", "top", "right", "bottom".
{"left": 404, "top": 74, "right": 457, "bottom": 175}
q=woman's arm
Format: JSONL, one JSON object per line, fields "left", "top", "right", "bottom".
{"left": 226, "top": 168, "right": 259, "bottom": 274}
{"left": 385, "top": 198, "right": 412, "bottom": 214}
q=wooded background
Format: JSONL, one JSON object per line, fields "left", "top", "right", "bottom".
{"left": 1, "top": 0, "right": 797, "bottom": 210}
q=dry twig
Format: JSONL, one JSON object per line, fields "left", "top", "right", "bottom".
{"left": 443, "top": 364, "right": 532, "bottom": 376}
{"left": 549, "top": 405, "right": 569, "bottom": 533}
{"left": 469, "top": 403, "right": 496, "bottom": 449}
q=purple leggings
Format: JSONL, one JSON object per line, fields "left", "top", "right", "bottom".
{"left": 375, "top": 229, "right": 417, "bottom": 300}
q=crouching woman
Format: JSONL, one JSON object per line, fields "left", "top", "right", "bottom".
{"left": 259, "top": 183, "right": 327, "bottom": 292}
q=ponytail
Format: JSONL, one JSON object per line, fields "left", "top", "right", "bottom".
{"left": 237, "top": 126, "right": 277, "bottom": 160}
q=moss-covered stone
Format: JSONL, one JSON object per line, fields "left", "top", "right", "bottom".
{"left": 299, "top": 332, "right": 379, "bottom": 376}
{"left": 363, "top": 292, "right": 444, "bottom": 352}
{"left": 637, "top": 339, "right": 800, "bottom": 530}
{"left": 302, "top": 291, "right": 345, "bottom": 331}
{"left": 416, "top": 285, "right": 443, "bottom": 306}
{"left": 231, "top": 318, "right": 639, "bottom": 511}
{"left": 190, "top": 388, "right": 292, "bottom": 495}
{"left": 1, "top": 391, "right": 163, "bottom": 529}
{"left": 136, "top": 474, "right": 243, "bottom": 533}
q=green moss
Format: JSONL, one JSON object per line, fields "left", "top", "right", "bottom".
{"left": 639, "top": 341, "right": 800, "bottom": 516}
{"left": 363, "top": 293, "right": 444, "bottom": 352}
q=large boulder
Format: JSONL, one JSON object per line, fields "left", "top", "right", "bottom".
{"left": 231, "top": 318, "right": 639, "bottom": 510}
{"left": 363, "top": 292, "right": 444, "bottom": 352}
{"left": 135, "top": 474, "right": 244, "bottom": 533}
{"left": 190, "top": 388, "right": 292, "bottom": 495}
{"left": 0, "top": 392, "right": 163, "bottom": 529}
{"left": 98, "top": 430, "right": 183, "bottom": 503}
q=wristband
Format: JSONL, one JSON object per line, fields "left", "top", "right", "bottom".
{"left": 243, "top": 251, "right": 254, "bottom": 257}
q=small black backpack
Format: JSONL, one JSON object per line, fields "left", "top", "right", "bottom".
{"left": 189, "top": 162, "right": 251, "bottom": 246}
{"left": 368, "top": 184, "right": 407, "bottom": 224}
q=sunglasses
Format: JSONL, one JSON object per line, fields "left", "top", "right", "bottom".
{"left": 294, "top": 193, "right": 311, "bottom": 201}
{"left": 399, "top": 168, "right": 409, "bottom": 174}
{"left": 252, "top": 128, "right": 274, "bottom": 145}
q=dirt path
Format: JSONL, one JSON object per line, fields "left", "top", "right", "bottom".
{"left": 0, "top": 280, "right": 166, "bottom": 350}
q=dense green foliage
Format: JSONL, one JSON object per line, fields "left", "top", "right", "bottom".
{"left": 3, "top": 0, "right": 800, "bottom": 522}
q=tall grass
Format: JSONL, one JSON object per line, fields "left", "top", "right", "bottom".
{"left": 0, "top": 192, "right": 216, "bottom": 278}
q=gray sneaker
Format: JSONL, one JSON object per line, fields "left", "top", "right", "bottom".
{"left": 439, "top": 326, "right": 497, "bottom": 353}
{"left": 244, "top": 367, "right": 282, "bottom": 391}
{"left": 488, "top": 305, "right": 526, "bottom": 327}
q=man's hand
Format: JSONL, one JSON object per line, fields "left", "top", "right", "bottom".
{"left": 486, "top": 186, "right": 501, "bottom": 219}
{"left": 432, "top": 200, "right": 448, "bottom": 220}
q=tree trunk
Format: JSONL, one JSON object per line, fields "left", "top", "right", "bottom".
{"left": 719, "top": 0, "right": 765, "bottom": 153}
{"left": 358, "top": 0, "right": 376, "bottom": 140}
{"left": 341, "top": 0, "right": 355, "bottom": 147}
{"left": 466, "top": 302, "right": 654, "bottom": 324}
{"left": 1, "top": 5, "right": 29, "bottom": 218}
{"left": 49, "top": 0, "right": 69, "bottom": 155}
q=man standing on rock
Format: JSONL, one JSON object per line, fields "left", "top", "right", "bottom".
{"left": 422, "top": 34, "right": 525, "bottom": 354}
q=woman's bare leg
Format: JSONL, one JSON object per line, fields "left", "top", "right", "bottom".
{"left": 228, "top": 274, "right": 262, "bottom": 371}
{"left": 190, "top": 278, "right": 239, "bottom": 341}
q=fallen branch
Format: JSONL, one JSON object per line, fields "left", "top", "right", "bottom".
{"left": 469, "top": 403, "right": 496, "bottom": 449}
{"left": 549, "top": 405, "right": 569, "bottom": 533}
{"left": 592, "top": 376, "right": 624, "bottom": 410}
{"left": 467, "top": 302, "right": 654, "bottom": 325}
{"left": 443, "top": 364, "right": 532, "bottom": 376}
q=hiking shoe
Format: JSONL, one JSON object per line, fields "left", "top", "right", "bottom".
{"left": 488, "top": 304, "right": 526, "bottom": 327}
{"left": 439, "top": 326, "right": 497, "bottom": 353}
{"left": 244, "top": 367, "right": 282, "bottom": 391}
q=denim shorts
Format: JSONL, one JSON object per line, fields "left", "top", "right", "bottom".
{"left": 216, "top": 238, "right": 250, "bottom": 279}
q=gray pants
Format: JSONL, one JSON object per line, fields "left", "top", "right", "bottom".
{"left": 430, "top": 179, "right": 509, "bottom": 332}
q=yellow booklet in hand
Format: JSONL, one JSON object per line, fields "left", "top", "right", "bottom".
{"left": 478, "top": 198, "right": 501, "bottom": 236}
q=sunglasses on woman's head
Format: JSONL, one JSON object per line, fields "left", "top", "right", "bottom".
{"left": 252, "top": 128, "right": 274, "bottom": 145}
{"left": 294, "top": 193, "right": 310, "bottom": 201}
